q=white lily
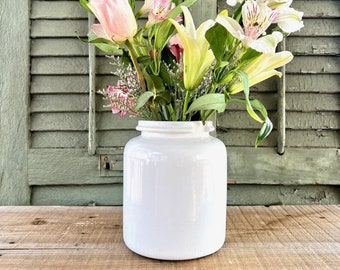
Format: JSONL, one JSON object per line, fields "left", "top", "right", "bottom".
{"left": 169, "top": 6, "right": 215, "bottom": 90}
{"left": 229, "top": 51, "right": 293, "bottom": 94}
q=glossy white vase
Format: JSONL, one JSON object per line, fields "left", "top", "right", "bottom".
{"left": 123, "top": 121, "right": 227, "bottom": 260}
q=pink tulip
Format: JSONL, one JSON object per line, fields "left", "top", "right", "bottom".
{"left": 88, "top": 0, "right": 137, "bottom": 43}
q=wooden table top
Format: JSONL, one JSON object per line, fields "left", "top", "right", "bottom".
{"left": 0, "top": 205, "right": 339, "bottom": 269}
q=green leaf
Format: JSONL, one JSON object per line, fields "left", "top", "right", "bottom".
{"left": 154, "top": 21, "right": 175, "bottom": 51}
{"left": 79, "top": 0, "right": 93, "bottom": 14}
{"left": 205, "top": 23, "right": 228, "bottom": 62}
{"left": 137, "top": 55, "right": 153, "bottom": 65}
{"left": 128, "top": 0, "right": 135, "bottom": 11}
{"left": 235, "top": 70, "right": 263, "bottom": 123}
{"left": 187, "top": 93, "right": 226, "bottom": 114}
{"left": 229, "top": 98, "right": 273, "bottom": 147}
{"left": 167, "top": 0, "right": 198, "bottom": 19}
{"left": 255, "top": 117, "right": 273, "bottom": 147}
{"left": 134, "top": 91, "right": 154, "bottom": 111}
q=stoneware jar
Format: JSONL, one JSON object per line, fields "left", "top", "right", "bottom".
{"left": 123, "top": 121, "right": 227, "bottom": 260}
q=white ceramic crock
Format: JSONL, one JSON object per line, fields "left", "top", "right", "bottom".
{"left": 123, "top": 121, "right": 227, "bottom": 260}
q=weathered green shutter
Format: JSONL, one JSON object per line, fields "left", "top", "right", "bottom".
{"left": 1, "top": 0, "right": 338, "bottom": 205}
{"left": 216, "top": 0, "right": 339, "bottom": 204}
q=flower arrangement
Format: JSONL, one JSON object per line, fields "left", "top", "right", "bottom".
{"left": 80, "top": 0, "right": 303, "bottom": 146}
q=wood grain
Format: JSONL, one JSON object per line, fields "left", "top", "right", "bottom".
{"left": 0, "top": 206, "right": 339, "bottom": 269}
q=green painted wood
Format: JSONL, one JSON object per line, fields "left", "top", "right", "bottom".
{"left": 291, "top": 0, "right": 340, "bottom": 18}
{"left": 226, "top": 185, "right": 340, "bottom": 206}
{"left": 30, "top": 129, "right": 339, "bottom": 149}
{"left": 0, "top": 0, "right": 31, "bottom": 205}
{"left": 227, "top": 147, "right": 339, "bottom": 185}
{"left": 31, "top": 184, "right": 123, "bottom": 206}
{"left": 31, "top": 93, "right": 277, "bottom": 112}
{"left": 31, "top": 76, "right": 90, "bottom": 94}
{"left": 286, "top": 37, "right": 340, "bottom": 55}
{"left": 31, "top": 57, "right": 89, "bottom": 75}
{"left": 292, "top": 19, "right": 340, "bottom": 36}
{"left": 287, "top": 56, "right": 340, "bottom": 74}
{"left": 31, "top": 56, "right": 340, "bottom": 75}
{"left": 31, "top": 132, "right": 88, "bottom": 149}
{"left": 31, "top": 0, "right": 145, "bottom": 19}
{"left": 26, "top": 0, "right": 340, "bottom": 206}
{"left": 28, "top": 149, "right": 123, "bottom": 186}
{"left": 31, "top": 94, "right": 89, "bottom": 112}
{"left": 31, "top": 1, "right": 87, "bottom": 19}
{"left": 31, "top": 39, "right": 89, "bottom": 56}
{"left": 30, "top": 110, "right": 339, "bottom": 131}
{"left": 30, "top": 184, "right": 340, "bottom": 205}
{"left": 28, "top": 147, "right": 339, "bottom": 186}
{"left": 31, "top": 20, "right": 87, "bottom": 38}
{"left": 286, "top": 74, "right": 340, "bottom": 93}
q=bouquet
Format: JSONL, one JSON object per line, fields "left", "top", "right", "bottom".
{"left": 80, "top": 0, "right": 303, "bottom": 146}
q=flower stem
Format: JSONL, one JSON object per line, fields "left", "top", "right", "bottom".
{"left": 126, "top": 39, "right": 147, "bottom": 92}
{"left": 182, "top": 91, "right": 190, "bottom": 121}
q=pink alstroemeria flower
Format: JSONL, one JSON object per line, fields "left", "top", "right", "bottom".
{"left": 257, "top": 0, "right": 304, "bottom": 33}
{"left": 242, "top": 0, "right": 278, "bottom": 39}
{"left": 88, "top": 0, "right": 137, "bottom": 43}
{"left": 146, "top": 0, "right": 179, "bottom": 27}
{"left": 169, "top": 34, "right": 184, "bottom": 63}
{"left": 105, "top": 82, "right": 137, "bottom": 117}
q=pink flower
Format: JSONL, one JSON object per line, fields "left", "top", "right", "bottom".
{"left": 105, "top": 82, "right": 137, "bottom": 117}
{"left": 146, "top": 0, "right": 179, "bottom": 27}
{"left": 87, "top": 0, "right": 137, "bottom": 43}
{"left": 169, "top": 34, "right": 183, "bottom": 63}
{"left": 242, "top": 0, "right": 277, "bottom": 40}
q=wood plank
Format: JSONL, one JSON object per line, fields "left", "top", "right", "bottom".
{"left": 189, "top": 0, "right": 217, "bottom": 25}
{"left": 226, "top": 185, "right": 340, "bottom": 205}
{"left": 28, "top": 149, "right": 123, "bottom": 186}
{"left": 31, "top": 75, "right": 90, "bottom": 94}
{"left": 286, "top": 112, "right": 339, "bottom": 130}
{"left": 0, "top": 0, "right": 31, "bottom": 205}
{"left": 31, "top": 131, "right": 88, "bottom": 149}
{"left": 0, "top": 206, "right": 339, "bottom": 269}
{"left": 31, "top": 0, "right": 145, "bottom": 19}
{"left": 30, "top": 111, "right": 339, "bottom": 131}
{"left": 285, "top": 93, "right": 340, "bottom": 111}
{"left": 30, "top": 129, "right": 339, "bottom": 149}
{"left": 31, "top": 1, "right": 87, "bottom": 19}
{"left": 31, "top": 57, "right": 88, "bottom": 75}
{"left": 31, "top": 185, "right": 123, "bottom": 206}
{"left": 31, "top": 112, "right": 89, "bottom": 131}
{"left": 292, "top": 0, "right": 340, "bottom": 18}
{"left": 217, "top": 130, "right": 340, "bottom": 148}
{"left": 31, "top": 20, "right": 87, "bottom": 38}
{"left": 227, "top": 147, "right": 339, "bottom": 185}
{"left": 286, "top": 56, "right": 340, "bottom": 74}
{"left": 31, "top": 38, "right": 88, "bottom": 56}
{"left": 31, "top": 94, "right": 89, "bottom": 112}
{"left": 291, "top": 19, "right": 340, "bottom": 36}
{"left": 30, "top": 19, "right": 147, "bottom": 38}
{"left": 286, "top": 36, "right": 340, "bottom": 55}
{"left": 218, "top": 111, "right": 339, "bottom": 130}
{"left": 30, "top": 185, "right": 340, "bottom": 205}
{"left": 33, "top": 92, "right": 340, "bottom": 114}
{"left": 286, "top": 74, "right": 340, "bottom": 93}
{"left": 28, "top": 147, "right": 339, "bottom": 185}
